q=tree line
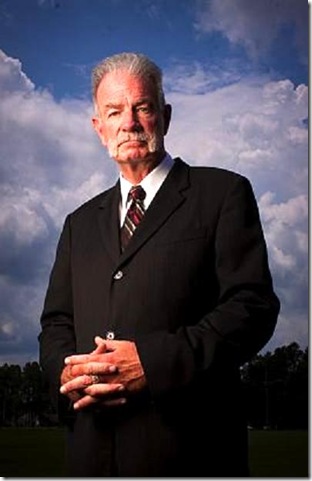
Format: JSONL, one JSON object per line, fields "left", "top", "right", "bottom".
{"left": 241, "top": 342, "right": 308, "bottom": 430}
{"left": 0, "top": 342, "right": 308, "bottom": 429}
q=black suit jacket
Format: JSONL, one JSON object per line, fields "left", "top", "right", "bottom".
{"left": 39, "top": 158, "right": 280, "bottom": 476}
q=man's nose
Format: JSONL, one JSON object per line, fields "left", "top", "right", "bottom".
{"left": 121, "top": 109, "right": 141, "bottom": 131}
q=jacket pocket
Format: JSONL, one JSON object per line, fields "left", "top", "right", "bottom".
{"left": 157, "top": 226, "right": 208, "bottom": 245}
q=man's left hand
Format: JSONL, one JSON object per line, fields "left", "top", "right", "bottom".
{"left": 61, "top": 337, "right": 146, "bottom": 410}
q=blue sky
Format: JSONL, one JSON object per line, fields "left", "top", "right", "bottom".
{"left": 0, "top": 0, "right": 308, "bottom": 365}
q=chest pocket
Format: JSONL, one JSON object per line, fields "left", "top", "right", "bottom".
{"left": 157, "top": 226, "right": 208, "bottom": 246}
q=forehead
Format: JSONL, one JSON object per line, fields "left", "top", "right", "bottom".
{"left": 96, "top": 69, "right": 157, "bottom": 105}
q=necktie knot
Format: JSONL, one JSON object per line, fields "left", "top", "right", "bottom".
{"left": 129, "top": 185, "right": 146, "bottom": 202}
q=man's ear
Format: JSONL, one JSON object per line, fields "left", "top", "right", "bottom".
{"left": 91, "top": 116, "right": 101, "bottom": 135}
{"left": 163, "top": 104, "right": 172, "bottom": 136}
{"left": 91, "top": 116, "right": 107, "bottom": 147}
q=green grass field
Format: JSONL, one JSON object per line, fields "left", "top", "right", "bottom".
{"left": 0, "top": 427, "right": 308, "bottom": 477}
{"left": 248, "top": 429, "right": 308, "bottom": 477}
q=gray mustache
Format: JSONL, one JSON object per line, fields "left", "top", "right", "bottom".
{"left": 119, "top": 133, "right": 150, "bottom": 144}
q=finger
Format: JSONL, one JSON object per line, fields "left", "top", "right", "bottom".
{"left": 64, "top": 354, "right": 117, "bottom": 369}
{"left": 73, "top": 395, "right": 127, "bottom": 410}
{"left": 73, "top": 394, "right": 98, "bottom": 410}
{"left": 64, "top": 354, "right": 93, "bottom": 365}
{"left": 73, "top": 384, "right": 125, "bottom": 410}
{"left": 60, "top": 374, "right": 94, "bottom": 394}
{"left": 94, "top": 336, "right": 106, "bottom": 347}
{"left": 70, "top": 361, "right": 117, "bottom": 377}
{"left": 90, "top": 336, "right": 107, "bottom": 354}
{"left": 84, "top": 382, "right": 125, "bottom": 397}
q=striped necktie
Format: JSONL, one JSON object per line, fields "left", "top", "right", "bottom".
{"left": 120, "top": 185, "right": 146, "bottom": 251}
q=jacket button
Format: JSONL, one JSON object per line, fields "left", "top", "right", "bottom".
{"left": 106, "top": 331, "right": 115, "bottom": 340}
{"left": 113, "top": 270, "right": 123, "bottom": 280}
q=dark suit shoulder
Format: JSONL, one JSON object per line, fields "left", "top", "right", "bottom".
{"left": 69, "top": 184, "right": 117, "bottom": 219}
{"left": 175, "top": 158, "right": 250, "bottom": 197}
{"left": 176, "top": 157, "right": 246, "bottom": 182}
{"left": 191, "top": 165, "right": 246, "bottom": 185}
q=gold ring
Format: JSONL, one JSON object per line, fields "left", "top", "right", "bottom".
{"left": 90, "top": 374, "right": 100, "bottom": 384}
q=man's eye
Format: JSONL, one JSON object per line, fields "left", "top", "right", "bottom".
{"left": 137, "top": 106, "right": 152, "bottom": 114}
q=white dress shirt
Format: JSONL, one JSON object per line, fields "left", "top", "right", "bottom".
{"left": 119, "top": 153, "right": 174, "bottom": 226}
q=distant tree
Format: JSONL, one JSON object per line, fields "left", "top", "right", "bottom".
{"left": 241, "top": 342, "right": 308, "bottom": 429}
{"left": 21, "top": 362, "right": 44, "bottom": 426}
{"left": 0, "top": 364, "right": 23, "bottom": 426}
{"left": 0, "top": 361, "right": 58, "bottom": 427}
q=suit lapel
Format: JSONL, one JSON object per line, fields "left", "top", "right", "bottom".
{"left": 117, "top": 158, "right": 190, "bottom": 267}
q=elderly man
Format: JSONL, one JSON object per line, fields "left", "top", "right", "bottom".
{"left": 39, "top": 52, "right": 279, "bottom": 476}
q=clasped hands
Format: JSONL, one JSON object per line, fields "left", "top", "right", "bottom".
{"left": 60, "top": 336, "right": 146, "bottom": 410}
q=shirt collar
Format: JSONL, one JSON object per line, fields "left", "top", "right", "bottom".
{"left": 119, "top": 153, "right": 174, "bottom": 211}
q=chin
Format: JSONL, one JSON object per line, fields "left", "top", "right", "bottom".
{"left": 117, "top": 156, "right": 148, "bottom": 165}
{"left": 118, "top": 148, "right": 151, "bottom": 163}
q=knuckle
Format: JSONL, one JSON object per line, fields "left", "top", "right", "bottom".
{"left": 90, "top": 362, "right": 98, "bottom": 373}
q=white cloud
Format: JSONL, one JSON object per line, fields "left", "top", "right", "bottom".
{"left": 164, "top": 61, "right": 244, "bottom": 94}
{"left": 0, "top": 49, "right": 118, "bottom": 232}
{"left": 0, "top": 50, "right": 34, "bottom": 93}
{"left": 42, "top": 171, "right": 107, "bottom": 228}
{"left": 259, "top": 192, "right": 308, "bottom": 226}
{"left": 258, "top": 192, "right": 308, "bottom": 301}
{"left": 166, "top": 76, "right": 308, "bottom": 195}
{"left": 195, "top": 0, "right": 308, "bottom": 62}
{"left": 0, "top": 274, "right": 45, "bottom": 365}
{"left": 0, "top": 186, "right": 48, "bottom": 246}
{"left": 265, "top": 310, "right": 308, "bottom": 353}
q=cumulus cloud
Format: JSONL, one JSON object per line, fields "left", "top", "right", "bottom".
{"left": 195, "top": 0, "right": 308, "bottom": 63}
{"left": 163, "top": 61, "right": 246, "bottom": 94}
{"left": 166, "top": 75, "right": 308, "bottom": 196}
{"left": 0, "top": 49, "right": 308, "bottom": 364}
{"left": 0, "top": 50, "right": 34, "bottom": 93}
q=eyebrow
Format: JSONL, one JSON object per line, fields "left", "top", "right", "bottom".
{"left": 104, "top": 102, "right": 123, "bottom": 110}
{"left": 135, "top": 98, "right": 153, "bottom": 106}
{"left": 104, "top": 98, "right": 153, "bottom": 109}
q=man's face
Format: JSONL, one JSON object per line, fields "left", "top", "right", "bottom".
{"left": 92, "top": 69, "right": 170, "bottom": 165}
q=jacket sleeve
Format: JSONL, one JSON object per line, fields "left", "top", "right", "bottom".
{"left": 136, "top": 174, "right": 280, "bottom": 402}
{"left": 38, "top": 215, "right": 76, "bottom": 423}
